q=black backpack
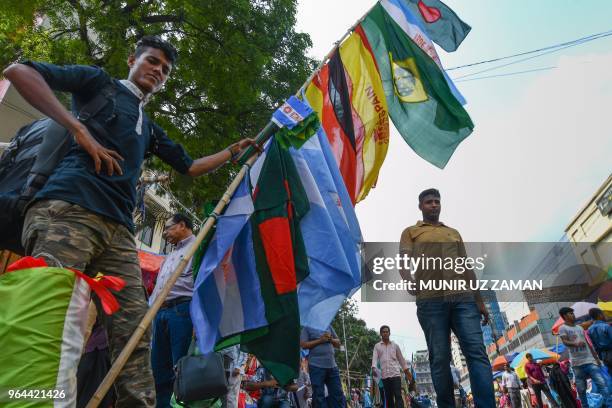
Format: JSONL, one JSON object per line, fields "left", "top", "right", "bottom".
{"left": 0, "top": 83, "right": 116, "bottom": 255}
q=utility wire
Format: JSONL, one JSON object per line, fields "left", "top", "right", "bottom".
{"left": 452, "top": 31, "right": 612, "bottom": 81}
{"left": 447, "top": 28, "right": 612, "bottom": 71}
{"left": 454, "top": 66, "right": 557, "bottom": 83}
{"left": 455, "top": 56, "right": 600, "bottom": 83}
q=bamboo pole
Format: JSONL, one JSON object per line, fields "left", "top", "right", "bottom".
{"left": 342, "top": 313, "right": 352, "bottom": 393}
{"left": 86, "top": 5, "right": 377, "bottom": 406}
{"left": 236, "top": 2, "right": 374, "bottom": 162}
{"left": 86, "top": 154, "right": 259, "bottom": 408}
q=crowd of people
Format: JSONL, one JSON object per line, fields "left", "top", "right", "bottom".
{"left": 487, "top": 305, "right": 612, "bottom": 408}
{"left": 2, "top": 31, "right": 611, "bottom": 408}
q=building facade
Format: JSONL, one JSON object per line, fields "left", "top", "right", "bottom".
{"left": 487, "top": 309, "right": 550, "bottom": 359}
{"left": 481, "top": 291, "right": 509, "bottom": 346}
{"left": 565, "top": 174, "right": 611, "bottom": 272}
{"left": 413, "top": 349, "right": 436, "bottom": 398}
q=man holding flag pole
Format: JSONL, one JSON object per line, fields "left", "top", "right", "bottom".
{"left": 83, "top": 0, "right": 477, "bottom": 405}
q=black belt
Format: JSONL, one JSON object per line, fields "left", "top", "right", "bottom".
{"left": 161, "top": 296, "right": 192, "bottom": 309}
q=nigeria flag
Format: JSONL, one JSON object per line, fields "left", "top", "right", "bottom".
{"left": 361, "top": 2, "right": 474, "bottom": 169}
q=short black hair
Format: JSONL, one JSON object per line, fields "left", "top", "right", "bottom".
{"left": 379, "top": 325, "right": 390, "bottom": 334}
{"left": 525, "top": 353, "right": 532, "bottom": 359}
{"left": 171, "top": 213, "right": 193, "bottom": 230}
{"left": 589, "top": 308, "right": 605, "bottom": 320}
{"left": 419, "top": 188, "right": 440, "bottom": 203}
{"left": 559, "top": 307, "right": 574, "bottom": 318}
{"left": 135, "top": 36, "right": 178, "bottom": 66}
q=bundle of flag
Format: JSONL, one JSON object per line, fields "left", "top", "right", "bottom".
{"left": 305, "top": 0, "right": 472, "bottom": 203}
{"left": 191, "top": 0, "right": 472, "bottom": 385}
{"left": 191, "top": 98, "right": 362, "bottom": 385}
{"left": 0, "top": 257, "right": 125, "bottom": 407}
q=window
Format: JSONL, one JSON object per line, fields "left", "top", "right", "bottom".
{"left": 596, "top": 185, "right": 612, "bottom": 215}
{"left": 139, "top": 216, "right": 156, "bottom": 247}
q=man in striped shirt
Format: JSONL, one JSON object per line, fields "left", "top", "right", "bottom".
{"left": 371, "top": 325, "right": 412, "bottom": 408}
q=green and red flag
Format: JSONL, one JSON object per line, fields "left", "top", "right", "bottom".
{"left": 305, "top": 0, "right": 473, "bottom": 196}
{"left": 359, "top": 2, "right": 474, "bottom": 169}
{"left": 240, "top": 137, "right": 310, "bottom": 383}
{"left": 400, "top": 0, "right": 471, "bottom": 52}
{"left": 192, "top": 138, "right": 310, "bottom": 386}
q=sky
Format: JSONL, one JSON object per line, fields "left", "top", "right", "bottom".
{"left": 295, "top": 0, "right": 612, "bottom": 354}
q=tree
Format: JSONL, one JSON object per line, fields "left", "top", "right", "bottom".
{"left": 0, "top": 0, "right": 316, "bottom": 212}
{"left": 331, "top": 299, "right": 381, "bottom": 388}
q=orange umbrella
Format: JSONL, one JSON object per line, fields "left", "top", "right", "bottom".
{"left": 492, "top": 355, "right": 510, "bottom": 371}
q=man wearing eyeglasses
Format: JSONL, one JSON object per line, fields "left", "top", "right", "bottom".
{"left": 148, "top": 213, "right": 196, "bottom": 408}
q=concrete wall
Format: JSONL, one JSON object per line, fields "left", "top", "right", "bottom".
{"left": 0, "top": 80, "right": 43, "bottom": 142}
{"left": 566, "top": 175, "right": 612, "bottom": 269}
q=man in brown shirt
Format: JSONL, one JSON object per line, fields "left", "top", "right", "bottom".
{"left": 399, "top": 188, "right": 494, "bottom": 408}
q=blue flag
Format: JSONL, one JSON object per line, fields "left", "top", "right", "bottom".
{"left": 290, "top": 127, "right": 362, "bottom": 329}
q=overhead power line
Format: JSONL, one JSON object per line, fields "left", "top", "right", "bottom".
{"left": 451, "top": 30, "right": 612, "bottom": 81}
{"left": 446, "top": 28, "right": 612, "bottom": 72}
{"left": 454, "top": 66, "right": 557, "bottom": 83}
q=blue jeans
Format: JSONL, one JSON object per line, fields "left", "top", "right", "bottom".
{"left": 309, "top": 365, "right": 346, "bottom": 408}
{"left": 151, "top": 300, "right": 193, "bottom": 408}
{"left": 416, "top": 301, "right": 495, "bottom": 408}
{"left": 574, "top": 363, "right": 609, "bottom": 408}
{"left": 257, "top": 394, "right": 291, "bottom": 408}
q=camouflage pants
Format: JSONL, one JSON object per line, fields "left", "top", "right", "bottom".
{"left": 22, "top": 199, "right": 155, "bottom": 408}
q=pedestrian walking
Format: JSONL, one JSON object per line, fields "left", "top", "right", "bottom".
{"left": 371, "top": 325, "right": 412, "bottom": 408}
{"left": 500, "top": 364, "right": 522, "bottom": 408}
{"left": 559, "top": 306, "right": 609, "bottom": 408}
{"left": 519, "top": 383, "right": 532, "bottom": 408}
{"left": 524, "top": 354, "right": 559, "bottom": 408}
{"left": 399, "top": 189, "right": 495, "bottom": 408}
{"left": 587, "top": 308, "right": 612, "bottom": 371}
{"left": 300, "top": 325, "right": 346, "bottom": 408}
{"left": 149, "top": 213, "right": 196, "bottom": 408}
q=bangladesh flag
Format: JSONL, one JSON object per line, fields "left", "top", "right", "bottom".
{"left": 361, "top": 3, "right": 474, "bottom": 169}
{"left": 192, "top": 138, "right": 310, "bottom": 386}
{"left": 401, "top": 0, "right": 471, "bottom": 52}
{"left": 242, "top": 137, "right": 310, "bottom": 383}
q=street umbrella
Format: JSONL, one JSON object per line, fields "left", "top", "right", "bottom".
{"left": 511, "top": 349, "right": 560, "bottom": 379}
{"left": 598, "top": 300, "right": 612, "bottom": 316}
{"left": 570, "top": 301, "right": 600, "bottom": 318}
{"left": 492, "top": 371, "right": 503, "bottom": 380}
{"left": 587, "top": 280, "right": 612, "bottom": 303}
{"left": 492, "top": 353, "right": 518, "bottom": 371}
{"left": 551, "top": 301, "right": 600, "bottom": 334}
{"left": 549, "top": 343, "right": 570, "bottom": 360}
{"left": 548, "top": 344, "right": 567, "bottom": 354}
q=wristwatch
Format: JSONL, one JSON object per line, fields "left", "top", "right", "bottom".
{"left": 227, "top": 143, "right": 240, "bottom": 163}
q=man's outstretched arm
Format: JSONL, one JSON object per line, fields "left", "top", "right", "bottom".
{"left": 186, "top": 138, "right": 259, "bottom": 177}
{"left": 3, "top": 63, "right": 123, "bottom": 176}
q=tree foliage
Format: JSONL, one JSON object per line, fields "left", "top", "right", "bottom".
{"left": 0, "top": 0, "right": 316, "bottom": 213}
{"left": 331, "top": 299, "right": 381, "bottom": 388}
